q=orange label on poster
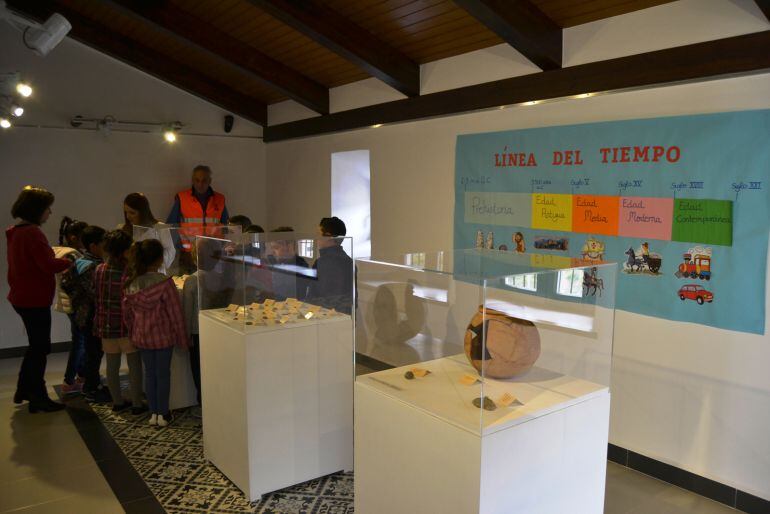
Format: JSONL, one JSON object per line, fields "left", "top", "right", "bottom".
{"left": 572, "top": 195, "right": 620, "bottom": 235}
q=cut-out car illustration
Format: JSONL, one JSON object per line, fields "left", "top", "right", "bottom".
{"left": 678, "top": 284, "right": 713, "bottom": 305}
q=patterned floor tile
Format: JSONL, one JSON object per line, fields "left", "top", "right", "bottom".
{"left": 86, "top": 379, "right": 355, "bottom": 513}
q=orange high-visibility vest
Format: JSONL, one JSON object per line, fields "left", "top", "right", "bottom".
{"left": 178, "top": 189, "right": 226, "bottom": 251}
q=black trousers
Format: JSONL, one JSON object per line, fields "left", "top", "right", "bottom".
{"left": 81, "top": 327, "right": 103, "bottom": 393}
{"left": 189, "top": 334, "right": 201, "bottom": 405}
{"left": 13, "top": 306, "right": 52, "bottom": 402}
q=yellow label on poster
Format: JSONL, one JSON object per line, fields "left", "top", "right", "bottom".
{"left": 529, "top": 253, "right": 574, "bottom": 268}
{"left": 531, "top": 193, "right": 573, "bottom": 231}
{"left": 459, "top": 373, "right": 480, "bottom": 386}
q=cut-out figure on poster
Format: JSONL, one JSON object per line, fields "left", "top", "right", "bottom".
{"left": 513, "top": 231, "right": 526, "bottom": 253}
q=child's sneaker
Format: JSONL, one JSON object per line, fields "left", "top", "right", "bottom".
{"left": 148, "top": 413, "right": 158, "bottom": 426}
{"left": 157, "top": 413, "right": 173, "bottom": 427}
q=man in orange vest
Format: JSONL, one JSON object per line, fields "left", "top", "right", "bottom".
{"left": 166, "top": 165, "right": 229, "bottom": 265}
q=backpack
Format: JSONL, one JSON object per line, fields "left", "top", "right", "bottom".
{"left": 61, "top": 258, "right": 98, "bottom": 328}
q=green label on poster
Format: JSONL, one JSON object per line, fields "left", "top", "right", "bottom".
{"left": 464, "top": 192, "right": 532, "bottom": 226}
{"left": 672, "top": 199, "right": 732, "bottom": 246}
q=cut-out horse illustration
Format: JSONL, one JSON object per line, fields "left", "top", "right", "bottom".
{"left": 625, "top": 247, "right": 643, "bottom": 272}
{"left": 583, "top": 268, "right": 604, "bottom": 296}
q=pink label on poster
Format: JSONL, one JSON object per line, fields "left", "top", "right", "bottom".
{"left": 618, "top": 197, "right": 673, "bottom": 241}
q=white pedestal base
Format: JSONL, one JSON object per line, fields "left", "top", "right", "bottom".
{"left": 200, "top": 313, "right": 354, "bottom": 501}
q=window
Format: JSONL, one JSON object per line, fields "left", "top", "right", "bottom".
{"left": 332, "top": 150, "right": 371, "bottom": 258}
{"left": 557, "top": 269, "right": 584, "bottom": 297}
{"left": 297, "top": 239, "right": 314, "bottom": 259}
{"left": 505, "top": 273, "right": 537, "bottom": 292}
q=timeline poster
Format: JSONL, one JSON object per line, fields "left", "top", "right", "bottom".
{"left": 453, "top": 110, "right": 770, "bottom": 334}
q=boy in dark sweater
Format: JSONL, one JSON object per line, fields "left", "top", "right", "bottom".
{"left": 64, "top": 225, "right": 109, "bottom": 402}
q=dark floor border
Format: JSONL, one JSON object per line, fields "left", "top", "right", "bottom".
{"left": 354, "top": 352, "right": 395, "bottom": 372}
{"left": 0, "top": 341, "right": 71, "bottom": 359}
{"left": 60, "top": 393, "right": 166, "bottom": 514}
{"left": 608, "top": 444, "right": 768, "bottom": 514}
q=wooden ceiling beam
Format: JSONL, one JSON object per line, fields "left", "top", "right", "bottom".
{"left": 104, "top": 0, "right": 329, "bottom": 114}
{"left": 264, "top": 30, "right": 770, "bottom": 142}
{"left": 754, "top": 0, "right": 770, "bottom": 21}
{"left": 6, "top": 0, "right": 267, "bottom": 125}
{"left": 247, "top": 0, "right": 420, "bottom": 97}
{"left": 452, "top": 0, "right": 562, "bottom": 70}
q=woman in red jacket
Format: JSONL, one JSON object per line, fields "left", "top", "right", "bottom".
{"left": 7, "top": 186, "right": 72, "bottom": 413}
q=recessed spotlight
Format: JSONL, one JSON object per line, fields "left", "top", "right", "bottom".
{"left": 16, "top": 83, "right": 33, "bottom": 97}
{"left": 164, "top": 130, "right": 177, "bottom": 143}
{"left": 574, "top": 93, "right": 593, "bottom": 99}
{"left": 371, "top": 124, "right": 383, "bottom": 128}
{"left": 522, "top": 100, "right": 540, "bottom": 106}
{"left": 12, "top": 106, "right": 24, "bottom": 117}
{"left": 0, "top": 118, "right": 11, "bottom": 129}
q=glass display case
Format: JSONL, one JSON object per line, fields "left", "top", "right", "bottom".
{"left": 194, "top": 232, "right": 354, "bottom": 331}
{"left": 195, "top": 232, "right": 354, "bottom": 501}
{"left": 356, "top": 249, "right": 616, "bottom": 434}
{"left": 354, "top": 249, "right": 617, "bottom": 513}
{"left": 132, "top": 223, "right": 240, "bottom": 279}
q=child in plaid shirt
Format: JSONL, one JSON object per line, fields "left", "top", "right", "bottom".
{"left": 95, "top": 230, "right": 145, "bottom": 414}
{"left": 124, "top": 239, "right": 188, "bottom": 427}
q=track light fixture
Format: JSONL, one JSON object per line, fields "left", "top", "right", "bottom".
{"left": 0, "top": 72, "right": 32, "bottom": 129}
{"left": 68, "top": 115, "right": 184, "bottom": 142}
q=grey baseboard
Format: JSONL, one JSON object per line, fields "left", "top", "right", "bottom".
{"left": 607, "top": 444, "right": 768, "bottom": 513}
{"left": 0, "top": 341, "right": 71, "bottom": 359}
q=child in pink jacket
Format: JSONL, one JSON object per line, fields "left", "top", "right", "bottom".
{"left": 123, "top": 239, "right": 187, "bottom": 427}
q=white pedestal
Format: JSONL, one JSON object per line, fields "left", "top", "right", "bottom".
{"left": 199, "top": 312, "right": 354, "bottom": 501}
{"left": 355, "top": 355, "right": 610, "bottom": 514}
{"left": 168, "top": 346, "right": 198, "bottom": 410}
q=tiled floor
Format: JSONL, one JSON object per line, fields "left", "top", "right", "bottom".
{"left": 0, "top": 353, "right": 123, "bottom": 513}
{"left": 1, "top": 353, "right": 745, "bottom": 513}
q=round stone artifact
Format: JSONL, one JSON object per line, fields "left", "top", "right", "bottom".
{"left": 463, "top": 306, "right": 541, "bottom": 379}
{"left": 404, "top": 371, "right": 415, "bottom": 380}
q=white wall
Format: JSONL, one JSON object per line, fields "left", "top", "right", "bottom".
{"left": 265, "top": 0, "right": 770, "bottom": 501}
{"left": 0, "top": 25, "right": 267, "bottom": 349}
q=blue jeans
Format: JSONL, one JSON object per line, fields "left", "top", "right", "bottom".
{"left": 63, "top": 314, "right": 85, "bottom": 384}
{"left": 140, "top": 347, "right": 174, "bottom": 415}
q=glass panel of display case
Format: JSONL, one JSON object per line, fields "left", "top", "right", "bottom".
{"left": 195, "top": 232, "right": 354, "bottom": 332}
{"left": 355, "top": 249, "right": 616, "bottom": 435}
{"left": 133, "top": 223, "right": 241, "bottom": 281}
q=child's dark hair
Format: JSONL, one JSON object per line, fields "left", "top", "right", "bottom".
{"left": 124, "top": 239, "right": 165, "bottom": 289}
{"left": 81, "top": 226, "right": 106, "bottom": 250}
{"left": 58, "top": 216, "right": 88, "bottom": 246}
{"left": 103, "top": 230, "right": 133, "bottom": 261}
{"left": 11, "top": 186, "right": 55, "bottom": 224}
{"left": 319, "top": 216, "right": 346, "bottom": 237}
{"left": 229, "top": 215, "right": 252, "bottom": 229}
{"left": 270, "top": 226, "right": 294, "bottom": 232}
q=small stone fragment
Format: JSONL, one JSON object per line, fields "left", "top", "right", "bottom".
{"left": 472, "top": 396, "right": 497, "bottom": 411}
{"left": 404, "top": 371, "right": 415, "bottom": 380}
